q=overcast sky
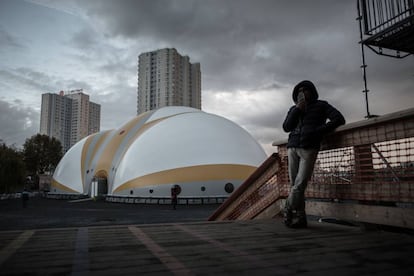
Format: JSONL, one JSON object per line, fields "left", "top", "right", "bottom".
{"left": 1, "top": 0, "right": 413, "bottom": 155}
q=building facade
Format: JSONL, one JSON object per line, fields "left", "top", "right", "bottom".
{"left": 40, "top": 89, "right": 101, "bottom": 152}
{"left": 137, "top": 48, "right": 201, "bottom": 114}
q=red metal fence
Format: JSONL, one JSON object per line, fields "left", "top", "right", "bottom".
{"left": 303, "top": 108, "right": 414, "bottom": 202}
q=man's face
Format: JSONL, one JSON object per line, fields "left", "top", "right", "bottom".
{"left": 298, "top": 87, "right": 311, "bottom": 101}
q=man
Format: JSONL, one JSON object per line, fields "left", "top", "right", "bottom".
{"left": 171, "top": 185, "right": 178, "bottom": 210}
{"left": 22, "top": 188, "right": 29, "bottom": 208}
{"left": 282, "top": 80, "right": 345, "bottom": 228}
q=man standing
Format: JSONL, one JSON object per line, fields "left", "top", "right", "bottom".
{"left": 22, "top": 188, "right": 29, "bottom": 208}
{"left": 171, "top": 185, "right": 178, "bottom": 210}
{"left": 282, "top": 80, "right": 345, "bottom": 228}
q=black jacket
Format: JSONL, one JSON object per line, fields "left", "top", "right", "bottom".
{"left": 283, "top": 80, "right": 345, "bottom": 149}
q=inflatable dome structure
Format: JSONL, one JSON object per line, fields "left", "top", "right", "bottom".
{"left": 51, "top": 106, "right": 267, "bottom": 202}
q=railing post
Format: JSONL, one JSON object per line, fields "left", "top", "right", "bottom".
{"left": 354, "top": 144, "right": 374, "bottom": 183}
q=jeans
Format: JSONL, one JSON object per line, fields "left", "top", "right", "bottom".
{"left": 286, "top": 147, "right": 318, "bottom": 213}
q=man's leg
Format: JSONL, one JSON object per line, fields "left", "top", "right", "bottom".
{"left": 289, "top": 148, "right": 318, "bottom": 227}
{"left": 284, "top": 148, "right": 300, "bottom": 226}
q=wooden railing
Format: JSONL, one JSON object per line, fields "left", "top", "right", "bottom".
{"left": 209, "top": 108, "right": 414, "bottom": 229}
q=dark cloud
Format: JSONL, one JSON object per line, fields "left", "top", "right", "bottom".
{"left": 0, "top": 99, "right": 39, "bottom": 148}
{"left": 258, "top": 82, "right": 287, "bottom": 91}
{"left": 65, "top": 81, "right": 92, "bottom": 92}
{"left": 0, "top": 68, "right": 94, "bottom": 98}
{"left": 0, "top": 26, "right": 24, "bottom": 49}
{"left": 81, "top": 0, "right": 350, "bottom": 42}
{"left": 97, "top": 82, "right": 137, "bottom": 130}
{"left": 69, "top": 27, "right": 99, "bottom": 50}
{"left": 75, "top": 0, "right": 412, "bottom": 103}
{"left": 1, "top": 0, "right": 413, "bottom": 155}
{"left": 76, "top": 0, "right": 363, "bottom": 90}
{"left": 0, "top": 68, "right": 55, "bottom": 98}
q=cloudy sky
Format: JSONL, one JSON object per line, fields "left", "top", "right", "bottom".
{"left": 1, "top": 0, "right": 413, "bottom": 155}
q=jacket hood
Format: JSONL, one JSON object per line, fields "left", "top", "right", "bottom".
{"left": 292, "top": 80, "right": 319, "bottom": 103}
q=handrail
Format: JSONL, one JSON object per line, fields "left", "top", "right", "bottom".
{"left": 273, "top": 107, "right": 414, "bottom": 148}
{"left": 208, "top": 153, "right": 283, "bottom": 220}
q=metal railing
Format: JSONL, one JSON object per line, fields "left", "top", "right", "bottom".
{"left": 106, "top": 195, "right": 228, "bottom": 205}
{"left": 357, "top": 0, "right": 414, "bottom": 58}
{"left": 301, "top": 108, "right": 414, "bottom": 202}
{"left": 360, "top": 0, "right": 414, "bottom": 35}
{"left": 210, "top": 108, "right": 414, "bottom": 228}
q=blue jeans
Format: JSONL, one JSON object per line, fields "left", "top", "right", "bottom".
{"left": 286, "top": 148, "right": 318, "bottom": 213}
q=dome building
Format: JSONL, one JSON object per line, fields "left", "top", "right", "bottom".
{"left": 51, "top": 106, "right": 267, "bottom": 203}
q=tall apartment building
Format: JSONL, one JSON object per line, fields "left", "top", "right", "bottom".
{"left": 40, "top": 89, "right": 101, "bottom": 152}
{"left": 137, "top": 48, "right": 201, "bottom": 114}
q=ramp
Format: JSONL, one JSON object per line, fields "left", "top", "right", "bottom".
{"left": 209, "top": 153, "right": 288, "bottom": 221}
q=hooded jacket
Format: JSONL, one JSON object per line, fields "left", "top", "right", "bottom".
{"left": 283, "top": 80, "right": 345, "bottom": 149}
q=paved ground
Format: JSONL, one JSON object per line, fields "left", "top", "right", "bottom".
{"left": 1, "top": 198, "right": 413, "bottom": 275}
{"left": 0, "top": 198, "right": 219, "bottom": 231}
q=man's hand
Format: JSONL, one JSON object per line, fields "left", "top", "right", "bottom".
{"left": 296, "top": 91, "right": 306, "bottom": 111}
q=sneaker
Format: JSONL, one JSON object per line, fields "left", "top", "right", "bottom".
{"left": 290, "top": 217, "right": 307, "bottom": 229}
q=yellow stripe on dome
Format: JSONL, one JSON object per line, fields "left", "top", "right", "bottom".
{"left": 113, "top": 112, "right": 199, "bottom": 177}
{"left": 94, "top": 114, "right": 174, "bottom": 192}
{"left": 94, "top": 114, "right": 148, "bottom": 179}
{"left": 119, "top": 112, "right": 149, "bottom": 131}
{"left": 80, "top": 132, "right": 103, "bottom": 192}
{"left": 94, "top": 169, "right": 108, "bottom": 179}
{"left": 87, "top": 130, "right": 113, "bottom": 169}
{"left": 113, "top": 164, "right": 257, "bottom": 193}
{"left": 81, "top": 135, "right": 94, "bottom": 177}
{"left": 121, "top": 117, "right": 168, "bottom": 154}
{"left": 51, "top": 178, "right": 80, "bottom": 194}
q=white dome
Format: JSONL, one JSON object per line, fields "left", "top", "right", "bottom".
{"left": 52, "top": 107, "right": 267, "bottom": 198}
{"left": 52, "top": 136, "right": 87, "bottom": 193}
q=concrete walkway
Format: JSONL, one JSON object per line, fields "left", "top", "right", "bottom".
{"left": 1, "top": 219, "right": 413, "bottom": 275}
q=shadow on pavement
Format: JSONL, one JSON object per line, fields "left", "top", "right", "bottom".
{"left": 0, "top": 198, "right": 221, "bottom": 231}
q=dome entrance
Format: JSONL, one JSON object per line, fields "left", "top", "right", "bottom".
{"left": 91, "top": 177, "right": 108, "bottom": 199}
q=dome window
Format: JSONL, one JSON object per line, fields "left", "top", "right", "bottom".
{"left": 225, "top": 183, "right": 234, "bottom": 193}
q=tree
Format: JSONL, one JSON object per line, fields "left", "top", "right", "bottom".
{"left": 23, "top": 134, "right": 63, "bottom": 178}
{"left": 0, "top": 143, "right": 26, "bottom": 193}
